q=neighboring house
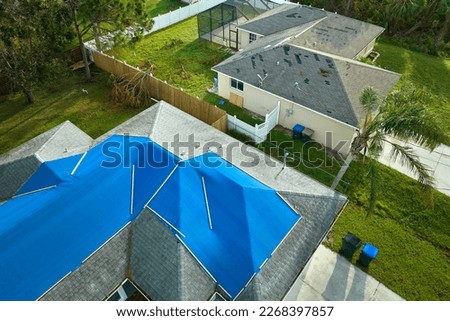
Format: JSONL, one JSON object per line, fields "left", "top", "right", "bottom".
{"left": 203, "top": 2, "right": 384, "bottom": 59}
{"left": 0, "top": 101, "right": 347, "bottom": 301}
{"left": 237, "top": 3, "right": 385, "bottom": 59}
{"left": 212, "top": 44, "right": 400, "bottom": 155}
{"left": 208, "top": 2, "right": 399, "bottom": 155}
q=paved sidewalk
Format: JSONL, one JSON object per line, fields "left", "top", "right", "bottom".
{"left": 283, "top": 245, "right": 404, "bottom": 301}
{"left": 378, "top": 137, "right": 450, "bottom": 197}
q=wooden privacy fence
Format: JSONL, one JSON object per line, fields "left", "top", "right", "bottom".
{"left": 92, "top": 50, "right": 227, "bottom": 132}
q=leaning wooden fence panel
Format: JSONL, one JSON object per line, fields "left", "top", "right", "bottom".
{"left": 91, "top": 50, "right": 227, "bottom": 132}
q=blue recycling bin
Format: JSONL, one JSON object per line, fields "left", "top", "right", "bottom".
{"left": 293, "top": 124, "right": 305, "bottom": 139}
{"left": 340, "top": 232, "right": 362, "bottom": 259}
{"left": 359, "top": 243, "right": 378, "bottom": 267}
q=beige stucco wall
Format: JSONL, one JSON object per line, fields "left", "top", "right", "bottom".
{"left": 238, "top": 29, "right": 261, "bottom": 50}
{"left": 217, "top": 72, "right": 357, "bottom": 155}
{"left": 355, "top": 38, "right": 377, "bottom": 59}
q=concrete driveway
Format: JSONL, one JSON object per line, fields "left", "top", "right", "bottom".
{"left": 378, "top": 137, "right": 450, "bottom": 197}
{"left": 283, "top": 245, "right": 404, "bottom": 301}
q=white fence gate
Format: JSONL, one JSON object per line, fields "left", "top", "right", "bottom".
{"left": 228, "top": 102, "right": 280, "bottom": 143}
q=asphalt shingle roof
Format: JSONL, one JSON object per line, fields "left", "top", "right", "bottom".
{"left": 213, "top": 44, "right": 400, "bottom": 126}
{"left": 289, "top": 11, "right": 384, "bottom": 58}
{"left": 214, "top": 44, "right": 359, "bottom": 125}
{"left": 238, "top": 4, "right": 326, "bottom": 36}
{"left": 238, "top": 3, "right": 385, "bottom": 59}
{"left": 131, "top": 209, "right": 216, "bottom": 301}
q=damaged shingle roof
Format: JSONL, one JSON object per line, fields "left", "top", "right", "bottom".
{"left": 213, "top": 44, "right": 400, "bottom": 127}
{"left": 238, "top": 3, "right": 385, "bottom": 59}
{"left": 238, "top": 4, "right": 327, "bottom": 36}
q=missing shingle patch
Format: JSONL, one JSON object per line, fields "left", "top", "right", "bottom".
{"left": 284, "top": 59, "right": 292, "bottom": 67}
{"left": 319, "top": 68, "right": 332, "bottom": 77}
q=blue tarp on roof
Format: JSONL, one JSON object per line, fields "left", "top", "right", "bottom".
{"left": 148, "top": 153, "right": 301, "bottom": 298}
{"left": 0, "top": 135, "right": 179, "bottom": 300}
{"left": 0, "top": 135, "right": 300, "bottom": 301}
{"left": 16, "top": 154, "right": 83, "bottom": 195}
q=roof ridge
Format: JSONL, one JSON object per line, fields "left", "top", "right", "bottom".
{"left": 35, "top": 120, "right": 72, "bottom": 157}
{"left": 148, "top": 101, "right": 164, "bottom": 138}
{"left": 238, "top": 2, "right": 299, "bottom": 28}
{"left": 290, "top": 44, "right": 401, "bottom": 76}
{"left": 325, "top": 10, "right": 385, "bottom": 30}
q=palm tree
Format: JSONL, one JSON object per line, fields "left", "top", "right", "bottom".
{"left": 385, "top": 0, "right": 426, "bottom": 34}
{"left": 331, "top": 86, "right": 446, "bottom": 211}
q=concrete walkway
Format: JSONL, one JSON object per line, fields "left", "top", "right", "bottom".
{"left": 283, "top": 245, "right": 404, "bottom": 301}
{"left": 378, "top": 137, "right": 450, "bottom": 197}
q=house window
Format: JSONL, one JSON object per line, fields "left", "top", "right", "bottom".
{"left": 231, "top": 78, "right": 244, "bottom": 91}
{"left": 249, "top": 33, "right": 257, "bottom": 43}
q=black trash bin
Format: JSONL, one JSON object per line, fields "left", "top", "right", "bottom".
{"left": 358, "top": 243, "right": 379, "bottom": 267}
{"left": 340, "top": 232, "right": 362, "bottom": 259}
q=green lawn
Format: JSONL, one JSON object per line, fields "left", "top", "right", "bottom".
{"left": 147, "top": 0, "right": 187, "bottom": 17}
{"left": 328, "top": 160, "right": 450, "bottom": 300}
{"left": 72, "top": 0, "right": 186, "bottom": 46}
{"left": 374, "top": 39, "right": 450, "bottom": 145}
{"left": 261, "top": 130, "right": 345, "bottom": 187}
{"left": 109, "top": 17, "right": 231, "bottom": 99}
{"left": 0, "top": 68, "right": 146, "bottom": 155}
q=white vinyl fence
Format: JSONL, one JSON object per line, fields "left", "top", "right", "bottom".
{"left": 228, "top": 102, "right": 280, "bottom": 143}
{"left": 149, "top": 0, "right": 227, "bottom": 35}
{"left": 85, "top": 0, "right": 226, "bottom": 51}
